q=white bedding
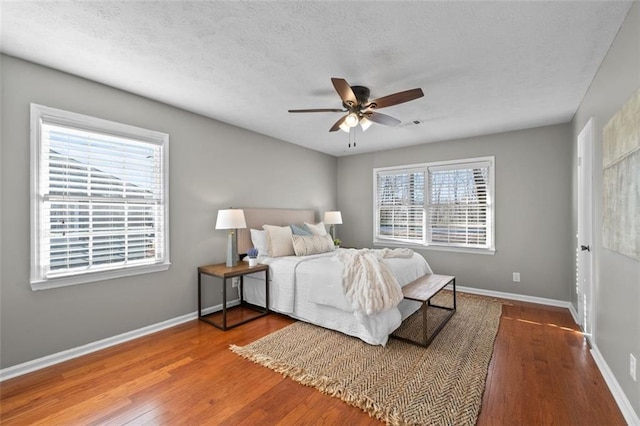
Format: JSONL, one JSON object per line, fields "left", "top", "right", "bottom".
{"left": 243, "top": 248, "right": 432, "bottom": 345}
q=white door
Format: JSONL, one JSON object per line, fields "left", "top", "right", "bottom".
{"left": 577, "top": 118, "right": 594, "bottom": 338}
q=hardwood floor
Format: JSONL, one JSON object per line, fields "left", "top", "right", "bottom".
{"left": 0, "top": 298, "right": 626, "bottom": 425}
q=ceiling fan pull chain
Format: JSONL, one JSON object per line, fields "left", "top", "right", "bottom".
{"left": 347, "top": 127, "right": 357, "bottom": 148}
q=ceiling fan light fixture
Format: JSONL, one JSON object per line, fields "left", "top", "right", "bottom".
{"left": 289, "top": 78, "right": 424, "bottom": 133}
{"left": 345, "top": 112, "right": 359, "bottom": 128}
{"left": 360, "top": 117, "right": 373, "bottom": 132}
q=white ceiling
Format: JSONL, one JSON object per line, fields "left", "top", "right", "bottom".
{"left": 0, "top": 1, "right": 633, "bottom": 157}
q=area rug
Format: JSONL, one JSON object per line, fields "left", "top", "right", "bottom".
{"left": 230, "top": 293, "right": 502, "bottom": 426}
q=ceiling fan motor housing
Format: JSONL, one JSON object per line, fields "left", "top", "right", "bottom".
{"left": 344, "top": 86, "right": 370, "bottom": 109}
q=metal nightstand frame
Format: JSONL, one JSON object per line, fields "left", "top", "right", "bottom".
{"left": 197, "top": 262, "right": 270, "bottom": 330}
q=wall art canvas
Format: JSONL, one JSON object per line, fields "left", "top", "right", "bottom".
{"left": 602, "top": 89, "right": 640, "bottom": 261}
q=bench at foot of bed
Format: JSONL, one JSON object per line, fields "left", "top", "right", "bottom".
{"left": 391, "top": 273, "right": 456, "bottom": 347}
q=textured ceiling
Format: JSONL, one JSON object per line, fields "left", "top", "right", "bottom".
{"left": 0, "top": 1, "right": 633, "bottom": 157}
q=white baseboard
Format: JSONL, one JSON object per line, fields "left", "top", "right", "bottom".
{"left": 591, "top": 344, "right": 640, "bottom": 425}
{"left": 452, "top": 285, "right": 572, "bottom": 309}
{"left": 0, "top": 299, "right": 240, "bottom": 382}
{"left": 568, "top": 302, "right": 579, "bottom": 325}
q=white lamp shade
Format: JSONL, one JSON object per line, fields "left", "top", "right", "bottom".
{"left": 360, "top": 117, "right": 373, "bottom": 131}
{"left": 324, "top": 211, "right": 343, "bottom": 225}
{"left": 215, "top": 209, "right": 247, "bottom": 229}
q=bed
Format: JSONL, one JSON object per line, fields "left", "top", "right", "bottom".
{"left": 237, "top": 208, "right": 432, "bottom": 345}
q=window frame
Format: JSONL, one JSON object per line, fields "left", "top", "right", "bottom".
{"left": 373, "top": 156, "right": 495, "bottom": 255}
{"left": 30, "top": 104, "right": 171, "bottom": 290}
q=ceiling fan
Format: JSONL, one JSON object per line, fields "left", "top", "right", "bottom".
{"left": 288, "top": 78, "right": 424, "bottom": 133}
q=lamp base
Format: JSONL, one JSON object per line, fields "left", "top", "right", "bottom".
{"left": 226, "top": 230, "right": 238, "bottom": 267}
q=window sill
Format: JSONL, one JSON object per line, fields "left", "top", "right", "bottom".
{"left": 373, "top": 240, "right": 495, "bottom": 256}
{"left": 30, "top": 262, "right": 171, "bottom": 291}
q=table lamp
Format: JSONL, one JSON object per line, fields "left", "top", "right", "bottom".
{"left": 215, "top": 208, "right": 247, "bottom": 267}
{"left": 323, "top": 211, "right": 343, "bottom": 240}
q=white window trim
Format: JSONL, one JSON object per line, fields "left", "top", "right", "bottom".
{"left": 373, "top": 156, "right": 495, "bottom": 255}
{"left": 30, "top": 104, "right": 171, "bottom": 290}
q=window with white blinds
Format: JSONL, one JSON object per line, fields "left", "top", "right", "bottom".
{"left": 30, "top": 104, "right": 170, "bottom": 290}
{"left": 374, "top": 157, "right": 495, "bottom": 253}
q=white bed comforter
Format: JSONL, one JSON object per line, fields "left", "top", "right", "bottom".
{"left": 257, "top": 248, "right": 432, "bottom": 338}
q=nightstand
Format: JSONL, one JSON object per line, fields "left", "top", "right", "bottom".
{"left": 197, "top": 261, "right": 269, "bottom": 330}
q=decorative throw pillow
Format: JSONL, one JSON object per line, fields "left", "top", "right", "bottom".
{"left": 249, "top": 229, "right": 269, "bottom": 257}
{"left": 303, "top": 221, "right": 328, "bottom": 236}
{"left": 290, "top": 224, "right": 313, "bottom": 236}
{"left": 292, "top": 234, "right": 335, "bottom": 256}
{"left": 263, "top": 224, "right": 295, "bottom": 257}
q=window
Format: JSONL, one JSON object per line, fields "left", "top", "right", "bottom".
{"left": 374, "top": 157, "right": 495, "bottom": 254}
{"left": 30, "top": 104, "right": 170, "bottom": 290}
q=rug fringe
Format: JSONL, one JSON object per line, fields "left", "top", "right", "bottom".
{"left": 229, "top": 344, "right": 404, "bottom": 425}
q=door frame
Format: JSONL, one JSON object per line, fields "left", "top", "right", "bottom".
{"left": 577, "top": 117, "right": 595, "bottom": 339}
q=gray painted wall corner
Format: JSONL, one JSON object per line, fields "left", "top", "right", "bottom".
{"left": 0, "top": 54, "right": 338, "bottom": 368}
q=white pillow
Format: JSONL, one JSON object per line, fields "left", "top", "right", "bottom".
{"left": 263, "top": 224, "right": 295, "bottom": 257}
{"left": 304, "top": 221, "right": 327, "bottom": 236}
{"left": 250, "top": 229, "right": 269, "bottom": 257}
{"left": 292, "top": 234, "right": 335, "bottom": 256}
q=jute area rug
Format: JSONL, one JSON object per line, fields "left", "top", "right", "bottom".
{"left": 230, "top": 293, "right": 502, "bottom": 426}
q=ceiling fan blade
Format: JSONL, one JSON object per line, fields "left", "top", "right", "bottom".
{"left": 288, "top": 108, "right": 345, "bottom": 113}
{"left": 368, "top": 88, "right": 424, "bottom": 109}
{"left": 367, "top": 112, "right": 401, "bottom": 127}
{"left": 331, "top": 78, "right": 357, "bottom": 107}
{"left": 329, "top": 115, "right": 348, "bottom": 132}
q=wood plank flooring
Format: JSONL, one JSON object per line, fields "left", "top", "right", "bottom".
{"left": 0, "top": 297, "right": 626, "bottom": 425}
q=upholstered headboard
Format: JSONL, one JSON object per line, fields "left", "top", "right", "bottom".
{"left": 237, "top": 208, "right": 316, "bottom": 254}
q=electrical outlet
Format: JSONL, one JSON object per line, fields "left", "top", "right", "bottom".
{"left": 231, "top": 277, "right": 240, "bottom": 288}
{"left": 512, "top": 272, "right": 521, "bottom": 283}
{"left": 631, "top": 353, "right": 637, "bottom": 382}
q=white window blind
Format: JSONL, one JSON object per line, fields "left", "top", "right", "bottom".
{"left": 427, "top": 161, "right": 490, "bottom": 248}
{"left": 31, "top": 104, "right": 170, "bottom": 289}
{"left": 376, "top": 170, "right": 425, "bottom": 243}
{"left": 374, "top": 157, "right": 494, "bottom": 253}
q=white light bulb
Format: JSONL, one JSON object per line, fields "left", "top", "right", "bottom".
{"left": 345, "top": 112, "right": 359, "bottom": 127}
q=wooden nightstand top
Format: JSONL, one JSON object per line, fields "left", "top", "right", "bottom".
{"left": 198, "top": 261, "right": 268, "bottom": 279}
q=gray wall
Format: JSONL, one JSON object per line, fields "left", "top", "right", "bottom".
{"left": 337, "top": 124, "right": 573, "bottom": 301}
{"left": 0, "top": 55, "right": 337, "bottom": 368}
{"left": 571, "top": 2, "right": 640, "bottom": 415}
